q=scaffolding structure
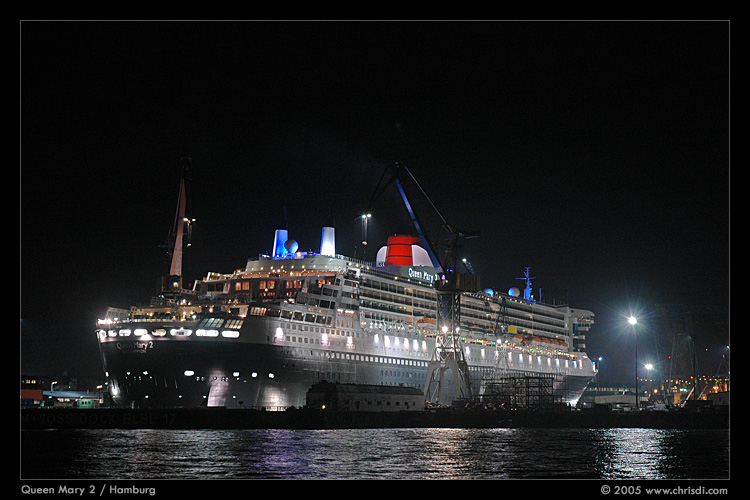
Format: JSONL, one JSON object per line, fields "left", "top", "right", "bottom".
{"left": 481, "top": 375, "right": 558, "bottom": 410}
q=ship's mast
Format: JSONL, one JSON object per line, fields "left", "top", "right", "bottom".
{"left": 517, "top": 267, "right": 535, "bottom": 303}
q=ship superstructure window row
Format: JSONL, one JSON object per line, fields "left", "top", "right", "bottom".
{"left": 359, "top": 277, "right": 569, "bottom": 340}
{"left": 274, "top": 340, "right": 431, "bottom": 367}
{"left": 194, "top": 267, "right": 571, "bottom": 344}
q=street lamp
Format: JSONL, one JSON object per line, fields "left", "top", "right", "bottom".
{"left": 360, "top": 213, "right": 372, "bottom": 246}
{"left": 354, "top": 213, "right": 372, "bottom": 259}
{"left": 628, "top": 315, "right": 639, "bottom": 410}
{"left": 689, "top": 334, "right": 698, "bottom": 401}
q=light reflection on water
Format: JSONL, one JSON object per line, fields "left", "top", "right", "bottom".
{"left": 21, "top": 427, "right": 729, "bottom": 480}
{"left": 590, "top": 429, "right": 672, "bottom": 479}
{"left": 588, "top": 428, "right": 729, "bottom": 480}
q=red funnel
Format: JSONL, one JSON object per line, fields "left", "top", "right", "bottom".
{"left": 385, "top": 235, "right": 421, "bottom": 266}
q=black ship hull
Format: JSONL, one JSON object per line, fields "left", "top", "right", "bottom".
{"left": 100, "top": 332, "right": 593, "bottom": 410}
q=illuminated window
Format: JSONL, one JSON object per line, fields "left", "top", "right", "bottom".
{"left": 196, "top": 329, "right": 219, "bottom": 337}
{"left": 225, "top": 319, "right": 244, "bottom": 329}
{"left": 199, "top": 318, "right": 225, "bottom": 329}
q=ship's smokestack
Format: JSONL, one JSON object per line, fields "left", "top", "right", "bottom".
{"left": 272, "top": 206, "right": 289, "bottom": 258}
{"left": 376, "top": 235, "right": 433, "bottom": 268}
{"left": 320, "top": 226, "right": 335, "bottom": 257}
{"left": 273, "top": 229, "right": 289, "bottom": 258}
{"left": 384, "top": 235, "right": 420, "bottom": 266}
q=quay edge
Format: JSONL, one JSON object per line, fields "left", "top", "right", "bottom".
{"left": 21, "top": 407, "right": 728, "bottom": 431}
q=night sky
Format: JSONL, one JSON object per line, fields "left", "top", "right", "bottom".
{"left": 20, "top": 21, "right": 730, "bottom": 385}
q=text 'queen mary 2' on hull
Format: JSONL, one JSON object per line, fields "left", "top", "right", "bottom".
{"left": 97, "top": 162, "right": 597, "bottom": 410}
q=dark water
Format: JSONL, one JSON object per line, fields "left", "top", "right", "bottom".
{"left": 21, "top": 428, "right": 728, "bottom": 480}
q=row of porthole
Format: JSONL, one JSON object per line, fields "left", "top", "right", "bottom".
{"left": 182, "top": 370, "right": 275, "bottom": 379}
{"left": 98, "top": 328, "right": 240, "bottom": 339}
{"left": 116, "top": 370, "right": 276, "bottom": 383}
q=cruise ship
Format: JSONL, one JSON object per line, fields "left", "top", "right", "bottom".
{"left": 97, "top": 162, "right": 597, "bottom": 409}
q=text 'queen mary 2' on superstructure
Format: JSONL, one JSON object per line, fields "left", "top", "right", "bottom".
{"left": 97, "top": 161, "right": 597, "bottom": 410}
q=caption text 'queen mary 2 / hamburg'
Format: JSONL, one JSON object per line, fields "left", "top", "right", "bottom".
{"left": 97, "top": 160, "right": 597, "bottom": 410}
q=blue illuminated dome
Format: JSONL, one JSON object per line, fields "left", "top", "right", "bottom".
{"left": 284, "top": 239, "right": 299, "bottom": 253}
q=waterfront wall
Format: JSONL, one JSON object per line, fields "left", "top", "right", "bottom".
{"left": 21, "top": 407, "right": 728, "bottom": 430}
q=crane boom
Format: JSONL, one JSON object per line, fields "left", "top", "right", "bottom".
{"left": 393, "top": 174, "right": 444, "bottom": 273}
{"left": 160, "top": 158, "right": 194, "bottom": 296}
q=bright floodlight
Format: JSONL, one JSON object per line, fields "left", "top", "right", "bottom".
{"left": 628, "top": 316, "right": 638, "bottom": 325}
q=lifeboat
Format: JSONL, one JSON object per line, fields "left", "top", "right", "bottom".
{"left": 549, "top": 340, "right": 568, "bottom": 348}
{"left": 416, "top": 317, "right": 436, "bottom": 330}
